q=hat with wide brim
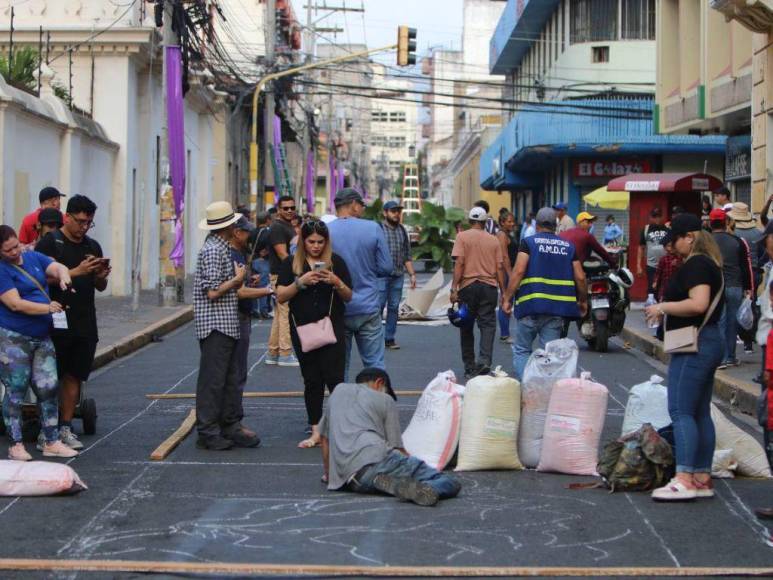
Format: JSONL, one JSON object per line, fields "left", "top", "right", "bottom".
{"left": 727, "top": 202, "right": 756, "bottom": 229}
{"left": 199, "top": 201, "right": 242, "bottom": 230}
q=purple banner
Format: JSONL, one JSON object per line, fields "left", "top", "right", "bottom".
{"left": 273, "top": 115, "right": 284, "bottom": 195}
{"left": 329, "top": 154, "right": 336, "bottom": 209}
{"left": 166, "top": 46, "right": 185, "bottom": 268}
{"left": 337, "top": 161, "right": 344, "bottom": 191}
{"left": 305, "top": 151, "right": 315, "bottom": 213}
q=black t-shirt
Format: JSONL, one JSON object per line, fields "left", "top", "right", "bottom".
{"left": 35, "top": 231, "right": 103, "bottom": 339}
{"left": 268, "top": 220, "right": 296, "bottom": 274}
{"left": 663, "top": 254, "right": 724, "bottom": 331}
{"left": 277, "top": 253, "right": 351, "bottom": 339}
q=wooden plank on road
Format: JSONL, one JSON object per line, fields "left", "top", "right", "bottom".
{"left": 146, "top": 390, "right": 424, "bottom": 400}
{"left": 150, "top": 409, "right": 196, "bottom": 461}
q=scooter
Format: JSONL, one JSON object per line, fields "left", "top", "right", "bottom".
{"left": 576, "top": 260, "right": 633, "bottom": 352}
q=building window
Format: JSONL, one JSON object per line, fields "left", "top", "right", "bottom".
{"left": 390, "top": 111, "right": 406, "bottom": 122}
{"left": 621, "top": 0, "right": 655, "bottom": 40}
{"left": 592, "top": 45, "right": 610, "bottom": 63}
{"left": 571, "top": 0, "right": 618, "bottom": 43}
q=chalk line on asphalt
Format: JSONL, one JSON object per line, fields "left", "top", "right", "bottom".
{"left": 717, "top": 479, "right": 773, "bottom": 547}
{"left": 623, "top": 493, "right": 680, "bottom": 567}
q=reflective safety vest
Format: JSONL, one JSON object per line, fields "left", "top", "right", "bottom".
{"left": 515, "top": 233, "right": 580, "bottom": 319}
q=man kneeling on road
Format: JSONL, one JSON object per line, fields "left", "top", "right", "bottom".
{"left": 320, "top": 367, "right": 460, "bottom": 506}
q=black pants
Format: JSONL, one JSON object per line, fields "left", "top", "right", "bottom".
{"left": 646, "top": 266, "right": 656, "bottom": 295}
{"left": 458, "top": 282, "right": 498, "bottom": 373}
{"left": 196, "top": 330, "right": 241, "bottom": 438}
{"left": 292, "top": 331, "right": 346, "bottom": 425}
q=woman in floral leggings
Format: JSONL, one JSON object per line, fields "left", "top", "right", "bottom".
{"left": 0, "top": 225, "right": 77, "bottom": 460}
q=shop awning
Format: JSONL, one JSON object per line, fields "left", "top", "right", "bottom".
{"left": 607, "top": 173, "right": 723, "bottom": 193}
{"left": 583, "top": 186, "right": 629, "bottom": 210}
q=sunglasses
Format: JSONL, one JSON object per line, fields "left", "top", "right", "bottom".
{"left": 280, "top": 205, "right": 297, "bottom": 211}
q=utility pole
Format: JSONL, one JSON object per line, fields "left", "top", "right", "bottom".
{"left": 158, "top": 0, "right": 181, "bottom": 307}
{"left": 259, "top": 0, "right": 277, "bottom": 212}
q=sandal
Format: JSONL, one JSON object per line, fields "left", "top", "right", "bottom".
{"left": 652, "top": 478, "right": 697, "bottom": 502}
{"left": 297, "top": 437, "right": 320, "bottom": 449}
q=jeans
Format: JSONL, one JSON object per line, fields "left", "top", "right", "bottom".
{"left": 349, "top": 449, "right": 461, "bottom": 499}
{"left": 196, "top": 330, "right": 242, "bottom": 438}
{"left": 344, "top": 312, "right": 385, "bottom": 381}
{"left": 719, "top": 286, "right": 744, "bottom": 363}
{"left": 252, "top": 258, "right": 271, "bottom": 315}
{"left": 458, "top": 282, "right": 499, "bottom": 374}
{"left": 380, "top": 275, "right": 404, "bottom": 343}
{"left": 667, "top": 323, "right": 723, "bottom": 473}
{"left": 0, "top": 328, "right": 59, "bottom": 443}
{"left": 512, "top": 315, "right": 564, "bottom": 381}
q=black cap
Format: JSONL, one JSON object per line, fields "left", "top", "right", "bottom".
{"left": 670, "top": 213, "right": 701, "bottom": 238}
{"left": 38, "top": 208, "right": 63, "bottom": 226}
{"left": 334, "top": 188, "right": 364, "bottom": 207}
{"left": 39, "top": 187, "right": 65, "bottom": 203}
{"left": 383, "top": 200, "right": 403, "bottom": 211}
{"left": 233, "top": 216, "right": 256, "bottom": 233}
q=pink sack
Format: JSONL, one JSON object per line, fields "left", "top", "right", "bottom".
{"left": 0, "top": 460, "right": 87, "bottom": 496}
{"left": 537, "top": 372, "right": 608, "bottom": 476}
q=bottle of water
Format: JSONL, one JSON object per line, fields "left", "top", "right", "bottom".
{"left": 644, "top": 293, "right": 659, "bottom": 328}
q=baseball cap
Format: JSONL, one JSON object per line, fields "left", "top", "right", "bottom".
{"left": 39, "top": 187, "right": 65, "bottom": 203}
{"left": 670, "top": 213, "right": 702, "bottom": 238}
{"left": 722, "top": 203, "right": 734, "bottom": 212}
{"left": 576, "top": 211, "right": 596, "bottom": 223}
{"left": 536, "top": 207, "right": 557, "bottom": 228}
{"left": 552, "top": 202, "right": 567, "bottom": 211}
{"left": 650, "top": 207, "right": 663, "bottom": 218}
{"left": 333, "top": 188, "right": 364, "bottom": 207}
{"left": 38, "top": 208, "right": 63, "bottom": 225}
{"left": 383, "top": 201, "right": 403, "bottom": 211}
{"left": 233, "top": 216, "right": 256, "bottom": 233}
{"left": 468, "top": 207, "right": 488, "bottom": 222}
{"left": 709, "top": 208, "right": 727, "bottom": 222}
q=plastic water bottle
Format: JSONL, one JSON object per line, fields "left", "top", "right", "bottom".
{"left": 644, "top": 293, "right": 659, "bottom": 328}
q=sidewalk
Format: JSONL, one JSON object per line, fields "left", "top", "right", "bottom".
{"left": 92, "top": 290, "right": 193, "bottom": 370}
{"left": 622, "top": 303, "right": 761, "bottom": 416}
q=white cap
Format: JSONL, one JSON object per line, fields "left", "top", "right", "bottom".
{"left": 469, "top": 207, "right": 487, "bottom": 221}
{"left": 723, "top": 203, "right": 734, "bottom": 212}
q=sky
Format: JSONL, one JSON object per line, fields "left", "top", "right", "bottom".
{"left": 289, "top": 0, "right": 466, "bottom": 65}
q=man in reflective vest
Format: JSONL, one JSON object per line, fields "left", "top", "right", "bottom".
{"left": 503, "top": 207, "right": 588, "bottom": 380}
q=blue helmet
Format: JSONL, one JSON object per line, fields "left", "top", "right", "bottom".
{"left": 447, "top": 302, "right": 474, "bottom": 328}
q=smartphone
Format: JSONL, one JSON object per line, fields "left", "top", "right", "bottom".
{"left": 313, "top": 261, "right": 327, "bottom": 272}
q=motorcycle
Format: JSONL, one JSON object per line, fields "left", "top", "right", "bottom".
{"left": 575, "top": 260, "right": 633, "bottom": 352}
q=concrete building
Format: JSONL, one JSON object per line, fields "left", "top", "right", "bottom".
{"left": 710, "top": 1, "right": 773, "bottom": 213}
{"left": 0, "top": 2, "right": 236, "bottom": 296}
{"left": 656, "top": 1, "right": 753, "bottom": 204}
{"left": 368, "top": 63, "right": 419, "bottom": 199}
{"left": 480, "top": 0, "right": 726, "bottom": 232}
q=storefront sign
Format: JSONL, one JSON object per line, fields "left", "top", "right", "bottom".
{"left": 725, "top": 134, "right": 751, "bottom": 182}
{"left": 691, "top": 178, "right": 710, "bottom": 191}
{"left": 625, "top": 180, "right": 660, "bottom": 191}
{"left": 573, "top": 160, "right": 652, "bottom": 179}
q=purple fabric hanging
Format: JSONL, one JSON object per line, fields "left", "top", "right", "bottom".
{"left": 329, "top": 154, "right": 336, "bottom": 209}
{"left": 273, "top": 115, "right": 284, "bottom": 191}
{"left": 166, "top": 46, "right": 185, "bottom": 268}
{"left": 337, "top": 161, "right": 344, "bottom": 191}
{"left": 305, "top": 151, "right": 315, "bottom": 213}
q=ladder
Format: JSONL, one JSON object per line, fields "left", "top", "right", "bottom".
{"left": 270, "top": 143, "right": 293, "bottom": 198}
{"left": 400, "top": 163, "right": 421, "bottom": 218}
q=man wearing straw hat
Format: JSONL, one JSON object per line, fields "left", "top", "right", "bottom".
{"left": 193, "top": 201, "right": 260, "bottom": 451}
{"left": 728, "top": 201, "right": 761, "bottom": 354}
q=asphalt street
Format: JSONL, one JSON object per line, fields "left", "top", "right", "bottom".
{"left": 1, "top": 311, "right": 772, "bottom": 577}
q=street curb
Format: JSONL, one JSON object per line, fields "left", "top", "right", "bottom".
{"left": 620, "top": 326, "right": 759, "bottom": 416}
{"left": 92, "top": 306, "right": 194, "bottom": 371}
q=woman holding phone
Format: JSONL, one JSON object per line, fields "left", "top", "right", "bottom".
{"left": 276, "top": 220, "right": 352, "bottom": 448}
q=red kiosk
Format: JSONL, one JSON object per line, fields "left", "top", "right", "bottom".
{"left": 607, "top": 173, "right": 723, "bottom": 301}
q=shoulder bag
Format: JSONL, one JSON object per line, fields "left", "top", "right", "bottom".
{"left": 663, "top": 279, "right": 724, "bottom": 354}
{"left": 291, "top": 285, "right": 337, "bottom": 353}
{"left": 11, "top": 262, "right": 50, "bottom": 301}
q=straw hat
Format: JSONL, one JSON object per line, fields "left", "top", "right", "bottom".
{"left": 199, "top": 201, "right": 242, "bottom": 230}
{"left": 727, "top": 202, "right": 756, "bottom": 229}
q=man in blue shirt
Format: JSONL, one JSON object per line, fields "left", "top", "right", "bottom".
{"left": 328, "top": 189, "right": 393, "bottom": 379}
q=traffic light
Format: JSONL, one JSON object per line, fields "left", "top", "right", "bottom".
{"left": 397, "top": 26, "right": 417, "bottom": 67}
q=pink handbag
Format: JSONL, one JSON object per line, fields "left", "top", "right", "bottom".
{"left": 292, "top": 291, "right": 337, "bottom": 353}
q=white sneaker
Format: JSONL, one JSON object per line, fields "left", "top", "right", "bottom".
{"left": 59, "top": 426, "right": 84, "bottom": 450}
{"left": 8, "top": 443, "right": 32, "bottom": 461}
{"left": 42, "top": 440, "right": 78, "bottom": 458}
{"left": 265, "top": 354, "right": 279, "bottom": 365}
{"left": 278, "top": 354, "right": 300, "bottom": 367}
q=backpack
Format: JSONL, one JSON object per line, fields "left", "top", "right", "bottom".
{"left": 49, "top": 229, "right": 100, "bottom": 264}
{"left": 597, "top": 424, "right": 674, "bottom": 492}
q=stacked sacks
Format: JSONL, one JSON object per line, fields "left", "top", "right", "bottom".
{"left": 538, "top": 372, "right": 609, "bottom": 476}
{"left": 456, "top": 367, "right": 523, "bottom": 471}
{"left": 519, "top": 339, "right": 578, "bottom": 468}
{"left": 711, "top": 404, "right": 771, "bottom": 478}
{"left": 403, "top": 371, "right": 464, "bottom": 470}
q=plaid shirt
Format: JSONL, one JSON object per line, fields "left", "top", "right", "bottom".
{"left": 381, "top": 222, "right": 411, "bottom": 276}
{"left": 654, "top": 253, "right": 683, "bottom": 302}
{"left": 194, "top": 233, "right": 240, "bottom": 341}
